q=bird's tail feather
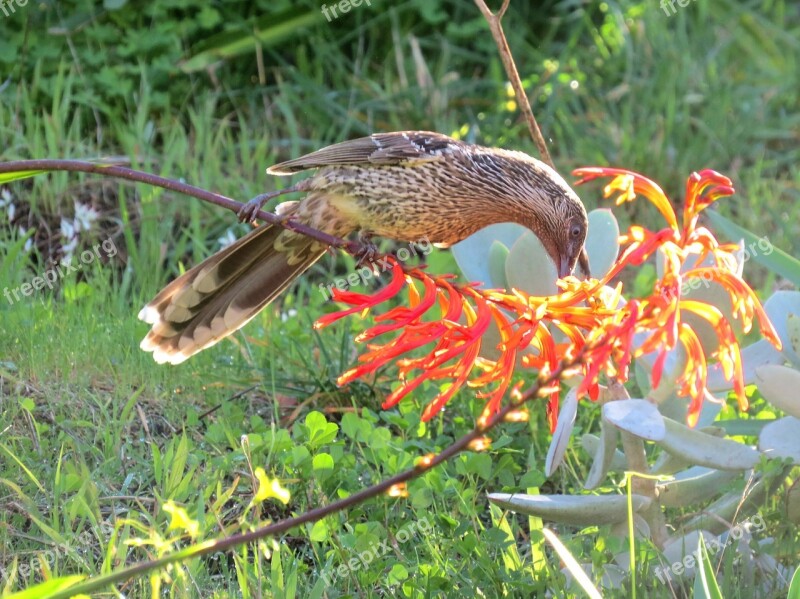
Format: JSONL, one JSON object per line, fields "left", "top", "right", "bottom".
{"left": 139, "top": 224, "right": 325, "bottom": 364}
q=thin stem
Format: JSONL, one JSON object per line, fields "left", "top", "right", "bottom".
{"left": 473, "top": 0, "right": 554, "bottom": 168}
{"left": 0, "top": 159, "right": 362, "bottom": 254}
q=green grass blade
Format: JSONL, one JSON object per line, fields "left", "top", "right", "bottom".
{"left": 542, "top": 528, "right": 602, "bottom": 599}
{"left": 2, "top": 575, "right": 85, "bottom": 599}
{"left": 0, "top": 170, "right": 47, "bottom": 183}
{"left": 180, "top": 8, "right": 322, "bottom": 73}
{"left": 695, "top": 535, "right": 724, "bottom": 599}
{"left": 788, "top": 565, "right": 800, "bottom": 599}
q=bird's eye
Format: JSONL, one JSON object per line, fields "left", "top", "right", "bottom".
{"left": 570, "top": 225, "right": 583, "bottom": 239}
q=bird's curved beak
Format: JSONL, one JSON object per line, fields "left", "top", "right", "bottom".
{"left": 558, "top": 255, "right": 571, "bottom": 279}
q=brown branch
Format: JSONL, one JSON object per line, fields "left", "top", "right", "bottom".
{"left": 473, "top": 0, "right": 554, "bottom": 169}
{"left": 0, "top": 159, "right": 364, "bottom": 255}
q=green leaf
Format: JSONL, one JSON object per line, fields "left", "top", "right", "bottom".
{"left": 788, "top": 563, "right": 800, "bottom": 599}
{"left": 304, "top": 411, "right": 339, "bottom": 449}
{"left": 309, "top": 519, "right": 330, "bottom": 543}
{"left": 706, "top": 210, "right": 800, "bottom": 286}
{"left": 0, "top": 170, "right": 47, "bottom": 184}
{"left": 2, "top": 575, "right": 86, "bottom": 599}
{"left": 312, "top": 453, "right": 334, "bottom": 472}
{"left": 387, "top": 563, "right": 409, "bottom": 585}
{"left": 695, "top": 535, "right": 724, "bottom": 599}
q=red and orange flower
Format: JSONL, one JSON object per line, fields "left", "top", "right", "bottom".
{"left": 315, "top": 168, "right": 781, "bottom": 430}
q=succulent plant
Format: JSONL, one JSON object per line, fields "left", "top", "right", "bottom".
{"left": 452, "top": 204, "right": 800, "bottom": 591}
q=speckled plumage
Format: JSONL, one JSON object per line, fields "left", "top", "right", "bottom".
{"left": 139, "top": 131, "right": 588, "bottom": 364}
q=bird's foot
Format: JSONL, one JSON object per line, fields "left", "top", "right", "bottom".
{"left": 354, "top": 232, "right": 380, "bottom": 267}
{"left": 238, "top": 183, "right": 305, "bottom": 223}
{"left": 238, "top": 192, "right": 278, "bottom": 223}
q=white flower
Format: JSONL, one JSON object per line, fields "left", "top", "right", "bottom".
{"left": 0, "top": 188, "right": 14, "bottom": 222}
{"left": 62, "top": 236, "right": 78, "bottom": 264}
{"left": 60, "top": 218, "right": 76, "bottom": 241}
{"left": 280, "top": 308, "right": 298, "bottom": 322}
{"left": 73, "top": 202, "right": 99, "bottom": 233}
{"left": 217, "top": 229, "right": 238, "bottom": 250}
{"left": 18, "top": 226, "right": 33, "bottom": 253}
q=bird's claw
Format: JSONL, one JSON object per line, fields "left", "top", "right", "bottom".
{"left": 354, "top": 234, "right": 379, "bottom": 267}
{"left": 237, "top": 193, "right": 272, "bottom": 223}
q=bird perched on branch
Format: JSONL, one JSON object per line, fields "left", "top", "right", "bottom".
{"left": 139, "top": 131, "right": 589, "bottom": 364}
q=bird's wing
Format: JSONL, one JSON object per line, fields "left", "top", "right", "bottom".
{"left": 267, "top": 131, "right": 462, "bottom": 174}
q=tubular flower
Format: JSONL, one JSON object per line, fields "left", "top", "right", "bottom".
{"left": 574, "top": 167, "right": 781, "bottom": 425}
{"left": 315, "top": 168, "right": 781, "bottom": 430}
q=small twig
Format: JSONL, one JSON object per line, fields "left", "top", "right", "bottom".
{"left": 0, "top": 160, "right": 362, "bottom": 255}
{"left": 198, "top": 385, "right": 259, "bottom": 421}
{"left": 473, "top": 0, "right": 555, "bottom": 168}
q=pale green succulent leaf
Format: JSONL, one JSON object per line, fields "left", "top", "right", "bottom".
{"left": 584, "top": 208, "right": 620, "bottom": 278}
{"left": 505, "top": 230, "right": 558, "bottom": 296}
{"left": 788, "top": 313, "right": 800, "bottom": 356}
{"left": 656, "top": 467, "right": 739, "bottom": 508}
{"left": 545, "top": 388, "right": 578, "bottom": 477}
{"left": 487, "top": 241, "right": 510, "bottom": 289}
{"left": 757, "top": 417, "right": 800, "bottom": 463}
{"left": 603, "top": 399, "right": 666, "bottom": 441}
{"left": 754, "top": 364, "right": 800, "bottom": 418}
{"left": 487, "top": 493, "right": 651, "bottom": 526}
{"left": 658, "top": 393, "right": 722, "bottom": 429}
{"left": 764, "top": 291, "right": 800, "bottom": 368}
{"left": 656, "top": 530, "right": 716, "bottom": 581}
{"left": 451, "top": 223, "right": 527, "bottom": 287}
{"left": 582, "top": 430, "right": 625, "bottom": 490}
{"left": 657, "top": 418, "right": 760, "bottom": 471}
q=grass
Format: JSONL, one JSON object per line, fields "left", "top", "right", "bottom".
{"left": 0, "top": 0, "right": 799, "bottom": 596}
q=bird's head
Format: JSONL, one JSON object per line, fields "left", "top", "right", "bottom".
{"left": 467, "top": 146, "right": 590, "bottom": 280}
{"left": 550, "top": 197, "right": 588, "bottom": 279}
{"left": 513, "top": 157, "right": 589, "bottom": 279}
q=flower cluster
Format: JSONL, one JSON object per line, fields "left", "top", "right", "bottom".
{"left": 314, "top": 169, "right": 781, "bottom": 429}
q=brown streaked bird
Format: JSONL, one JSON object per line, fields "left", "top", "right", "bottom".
{"left": 139, "top": 131, "right": 589, "bottom": 364}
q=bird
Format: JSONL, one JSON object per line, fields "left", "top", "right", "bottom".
{"left": 138, "top": 131, "right": 589, "bottom": 364}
